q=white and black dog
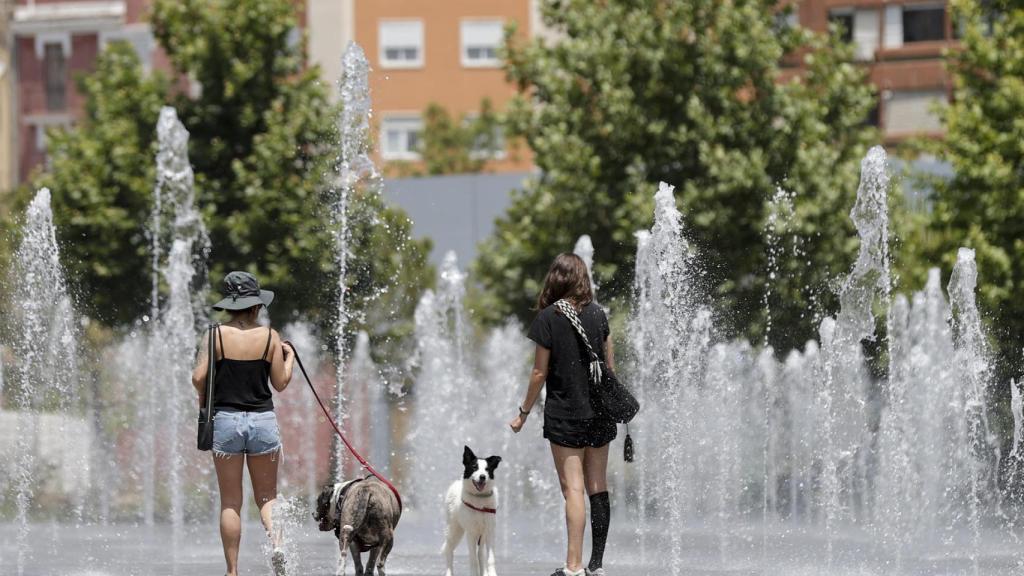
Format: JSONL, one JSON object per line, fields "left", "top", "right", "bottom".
{"left": 442, "top": 446, "right": 502, "bottom": 576}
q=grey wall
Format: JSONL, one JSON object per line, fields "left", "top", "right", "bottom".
{"left": 383, "top": 172, "right": 531, "bottom": 267}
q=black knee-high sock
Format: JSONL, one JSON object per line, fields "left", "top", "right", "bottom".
{"left": 588, "top": 491, "right": 610, "bottom": 571}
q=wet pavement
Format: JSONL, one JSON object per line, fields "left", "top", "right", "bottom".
{"left": 2, "top": 511, "right": 1022, "bottom": 576}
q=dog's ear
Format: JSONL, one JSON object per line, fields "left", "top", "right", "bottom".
{"left": 463, "top": 445, "right": 477, "bottom": 465}
{"left": 485, "top": 455, "right": 502, "bottom": 473}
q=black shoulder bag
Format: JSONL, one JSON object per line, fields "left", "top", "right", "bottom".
{"left": 555, "top": 300, "right": 640, "bottom": 449}
{"left": 197, "top": 324, "right": 218, "bottom": 451}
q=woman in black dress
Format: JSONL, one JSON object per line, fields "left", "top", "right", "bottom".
{"left": 510, "top": 253, "right": 615, "bottom": 576}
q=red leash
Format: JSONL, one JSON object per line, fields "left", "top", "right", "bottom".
{"left": 285, "top": 341, "right": 403, "bottom": 512}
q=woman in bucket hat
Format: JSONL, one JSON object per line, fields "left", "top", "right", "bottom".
{"left": 192, "top": 271, "right": 295, "bottom": 576}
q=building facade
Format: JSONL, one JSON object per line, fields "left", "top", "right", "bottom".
{"left": 793, "top": 0, "right": 955, "bottom": 141}
{"left": 307, "top": 0, "right": 536, "bottom": 174}
{"left": 1, "top": 1, "right": 14, "bottom": 192}
{"left": 9, "top": 0, "right": 160, "bottom": 184}
{"left": 5, "top": 2, "right": 956, "bottom": 187}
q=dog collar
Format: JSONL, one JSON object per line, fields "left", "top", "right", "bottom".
{"left": 463, "top": 499, "right": 497, "bottom": 514}
{"left": 328, "top": 479, "right": 360, "bottom": 529}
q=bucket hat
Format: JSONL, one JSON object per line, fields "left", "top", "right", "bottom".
{"left": 212, "top": 271, "right": 275, "bottom": 311}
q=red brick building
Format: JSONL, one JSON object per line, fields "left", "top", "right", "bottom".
{"left": 9, "top": 0, "right": 164, "bottom": 183}
{"left": 790, "top": 0, "right": 955, "bottom": 142}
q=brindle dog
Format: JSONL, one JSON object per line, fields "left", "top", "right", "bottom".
{"left": 314, "top": 476, "right": 401, "bottom": 576}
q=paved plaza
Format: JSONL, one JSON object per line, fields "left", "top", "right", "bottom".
{"left": 2, "top": 511, "right": 1022, "bottom": 576}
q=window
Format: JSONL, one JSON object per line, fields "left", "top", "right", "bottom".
{"left": 903, "top": 4, "right": 946, "bottom": 43}
{"left": 466, "top": 120, "right": 505, "bottom": 160}
{"left": 101, "top": 27, "right": 156, "bottom": 73}
{"left": 884, "top": 5, "right": 904, "bottom": 48}
{"left": 379, "top": 20, "right": 424, "bottom": 68}
{"left": 828, "top": 9, "right": 854, "bottom": 44}
{"left": 381, "top": 117, "right": 423, "bottom": 160}
{"left": 774, "top": 8, "right": 799, "bottom": 32}
{"left": 883, "top": 89, "right": 947, "bottom": 135}
{"left": 865, "top": 101, "right": 881, "bottom": 128}
{"left": 829, "top": 8, "right": 879, "bottom": 61}
{"left": 44, "top": 43, "right": 66, "bottom": 111}
{"left": 852, "top": 10, "right": 880, "bottom": 61}
{"left": 461, "top": 20, "right": 503, "bottom": 67}
{"left": 471, "top": 126, "right": 505, "bottom": 159}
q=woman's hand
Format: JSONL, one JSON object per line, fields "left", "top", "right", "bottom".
{"left": 509, "top": 412, "right": 526, "bottom": 433}
{"left": 282, "top": 341, "right": 294, "bottom": 362}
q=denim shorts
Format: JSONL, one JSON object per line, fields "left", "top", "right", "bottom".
{"left": 212, "top": 410, "right": 282, "bottom": 456}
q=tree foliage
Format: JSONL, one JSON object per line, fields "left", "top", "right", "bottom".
{"left": 23, "top": 0, "right": 430, "bottom": 344}
{"left": 475, "top": 0, "right": 877, "bottom": 353}
{"left": 924, "top": 0, "right": 1024, "bottom": 375}
{"left": 30, "top": 44, "right": 167, "bottom": 323}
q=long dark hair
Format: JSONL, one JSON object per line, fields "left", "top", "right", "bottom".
{"left": 536, "top": 253, "right": 593, "bottom": 310}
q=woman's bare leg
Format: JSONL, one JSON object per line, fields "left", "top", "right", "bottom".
{"left": 551, "top": 442, "right": 586, "bottom": 572}
{"left": 214, "top": 454, "right": 245, "bottom": 576}
{"left": 582, "top": 443, "right": 609, "bottom": 495}
{"left": 247, "top": 449, "right": 280, "bottom": 545}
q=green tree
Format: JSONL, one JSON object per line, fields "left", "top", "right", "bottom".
{"left": 475, "top": 0, "right": 876, "bottom": 353}
{"left": 30, "top": 44, "right": 167, "bottom": 323}
{"left": 25, "top": 0, "right": 430, "bottom": 344}
{"left": 924, "top": 0, "right": 1024, "bottom": 376}
{"left": 389, "top": 99, "right": 505, "bottom": 177}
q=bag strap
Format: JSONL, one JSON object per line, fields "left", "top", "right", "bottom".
{"left": 553, "top": 300, "right": 603, "bottom": 384}
{"left": 204, "top": 324, "right": 218, "bottom": 414}
{"left": 261, "top": 326, "right": 273, "bottom": 361}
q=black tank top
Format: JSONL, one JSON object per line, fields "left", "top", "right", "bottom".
{"left": 213, "top": 326, "right": 274, "bottom": 412}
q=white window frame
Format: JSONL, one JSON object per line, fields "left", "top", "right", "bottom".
{"left": 100, "top": 24, "right": 156, "bottom": 73}
{"left": 379, "top": 20, "right": 424, "bottom": 69}
{"left": 460, "top": 19, "right": 503, "bottom": 68}
{"left": 380, "top": 116, "right": 423, "bottom": 161}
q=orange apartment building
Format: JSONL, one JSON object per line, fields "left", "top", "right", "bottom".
{"left": 306, "top": 0, "right": 541, "bottom": 174}
{"left": 305, "top": 0, "right": 955, "bottom": 172}
{"left": 791, "top": 0, "right": 955, "bottom": 142}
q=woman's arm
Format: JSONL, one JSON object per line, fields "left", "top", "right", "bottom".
{"left": 192, "top": 330, "right": 210, "bottom": 398}
{"left": 269, "top": 330, "right": 294, "bottom": 392}
{"left": 510, "top": 345, "right": 550, "bottom": 433}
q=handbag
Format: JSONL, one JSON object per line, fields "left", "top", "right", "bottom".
{"left": 197, "top": 324, "right": 218, "bottom": 451}
{"left": 554, "top": 300, "right": 640, "bottom": 425}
